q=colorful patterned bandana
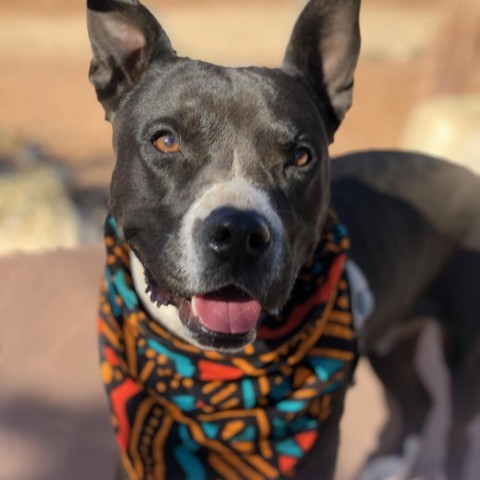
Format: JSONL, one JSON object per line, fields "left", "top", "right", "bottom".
{"left": 98, "top": 212, "right": 356, "bottom": 480}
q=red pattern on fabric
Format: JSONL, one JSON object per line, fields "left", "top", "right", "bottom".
{"left": 110, "top": 379, "right": 142, "bottom": 451}
{"left": 258, "top": 254, "right": 347, "bottom": 340}
{"left": 103, "top": 346, "right": 121, "bottom": 367}
{"left": 198, "top": 360, "right": 245, "bottom": 381}
{"left": 279, "top": 455, "right": 299, "bottom": 474}
{"left": 295, "top": 430, "right": 318, "bottom": 452}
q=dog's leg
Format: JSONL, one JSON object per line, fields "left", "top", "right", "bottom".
{"left": 359, "top": 324, "right": 433, "bottom": 480}
{"left": 436, "top": 249, "right": 480, "bottom": 480}
{"left": 409, "top": 320, "right": 451, "bottom": 479}
{"left": 357, "top": 314, "right": 458, "bottom": 480}
{"left": 446, "top": 350, "right": 480, "bottom": 480}
{"left": 369, "top": 249, "right": 480, "bottom": 480}
{"left": 463, "top": 414, "right": 480, "bottom": 480}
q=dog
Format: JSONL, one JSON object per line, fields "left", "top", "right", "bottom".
{"left": 87, "top": 0, "right": 480, "bottom": 478}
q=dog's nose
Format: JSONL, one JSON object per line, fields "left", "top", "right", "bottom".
{"left": 203, "top": 208, "right": 271, "bottom": 263}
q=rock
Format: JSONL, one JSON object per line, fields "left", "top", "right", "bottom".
{"left": 0, "top": 131, "right": 83, "bottom": 254}
{"left": 0, "top": 165, "right": 83, "bottom": 254}
{"left": 401, "top": 95, "right": 480, "bottom": 174}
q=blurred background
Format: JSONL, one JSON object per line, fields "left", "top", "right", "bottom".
{"left": 0, "top": 0, "right": 479, "bottom": 254}
{"left": 0, "top": 1, "right": 479, "bottom": 479}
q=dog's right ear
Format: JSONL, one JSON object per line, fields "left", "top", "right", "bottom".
{"left": 87, "top": 0, "right": 175, "bottom": 120}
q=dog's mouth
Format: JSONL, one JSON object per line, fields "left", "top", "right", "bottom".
{"left": 192, "top": 289, "right": 262, "bottom": 334}
{"left": 144, "top": 271, "right": 262, "bottom": 349}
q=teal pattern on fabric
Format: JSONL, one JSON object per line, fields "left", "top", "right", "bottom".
{"left": 276, "top": 399, "right": 307, "bottom": 413}
{"left": 241, "top": 378, "right": 256, "bottom": 409}
{"left": 105, "top": 267, "right": 121, "bottom": 316}
{"left": 232, "top": 425, "right": 256, "bottom": 442}
{"left": 107, "top": 216, "right": 120, "bottom": 236}
{"left": 146, "top": 338, "right": 195, "bottom": 377}
{"left": 173, "top": 448, "right": 206, "bottom": 480}
{"left": 175, "top": 426, "right": 206, "bottom": 480}
{"left": 179, "top": 424, "right": 199, "bottom": 451}
{"left": 290, "top": 416, "right": 318, "bottom": 433}
{"left": 202, "top": 422, "right": 220, "bottom": 439}
{"left": 272, "top": 417, "right": 288, "bottom": 438}
{"left": 276, "top": 438, "right": 304, "bottom": 458}
{"left": 308, "top": 357, "right": 345, "bottom": 382}
{"left": 270, "top": 377, "right": 292, "bottom": 400}
{"left": 113, "top": 269, "right": 138, "bottom": 310}
{"left": 172, "top": 395, "right": 197, "bottom": 412}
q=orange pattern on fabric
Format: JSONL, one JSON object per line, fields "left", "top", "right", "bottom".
{"left": 98, "top": 212, "right": 357, "bottom": 479}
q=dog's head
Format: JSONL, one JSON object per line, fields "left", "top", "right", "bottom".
{"left": 87, "top": 0, "right": 360, "bottom": 352}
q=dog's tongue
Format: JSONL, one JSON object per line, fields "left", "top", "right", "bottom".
{"left": 192, "top": 290, "right": 261, "bottom": 334}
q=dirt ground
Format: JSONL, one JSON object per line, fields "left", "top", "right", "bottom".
{"left": 0, "top": 0, "right": 454, "bottom": 189}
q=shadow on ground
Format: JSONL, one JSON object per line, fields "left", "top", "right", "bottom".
{"left": 0, "top": 396, "right": 116, "bottom": 480}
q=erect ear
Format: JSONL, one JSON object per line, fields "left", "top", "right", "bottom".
{"left": 87, "top": 0, "right": 176, "bottom": 120}
{"left": 282, "top": 0, "right": 361, "bottom": 139}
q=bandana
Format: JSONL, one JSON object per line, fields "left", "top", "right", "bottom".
{"left": 98, "top": 212, "right": 356, "bottom": 480}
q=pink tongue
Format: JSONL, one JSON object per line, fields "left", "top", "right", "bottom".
{"left": 193, "top": 292, "right": 262, "bottom": 334}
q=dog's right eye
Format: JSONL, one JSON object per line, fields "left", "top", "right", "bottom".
{"left": 153, "top": 132, "right": 181, "bottom": 154}
{"left": 292, "top": 148, "right": 311, "bottom": 167}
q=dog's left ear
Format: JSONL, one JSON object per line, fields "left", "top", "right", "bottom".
{"left": 87, "top": 0, "right": 176, "bottom": 120}
{"left": 282, "top": 0, "right": 361, "bottom": 139}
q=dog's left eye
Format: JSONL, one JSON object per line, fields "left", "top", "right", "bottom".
{"left": 153, "top": 132, "right": 181, "bottom": 153}
{"left": 292, "top": 148, "right": 311, "bottom": 167}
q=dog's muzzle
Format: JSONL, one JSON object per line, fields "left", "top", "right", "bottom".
{"left": 189, "top": 208, "right": 271, "bottom": 334}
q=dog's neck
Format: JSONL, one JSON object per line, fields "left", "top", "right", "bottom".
{"left": 99, "top": 212, "right": 357, "bottom": 479}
